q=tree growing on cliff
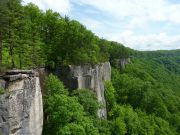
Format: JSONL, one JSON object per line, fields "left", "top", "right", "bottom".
{"left": 0, "top": 0, "right": 9, "bottom": 71}
{"left": 3, "top": 0, "right": 26, "bottom": 68}
{"left": 1, "top": 1, "right": 130, "bottom": 69}
{"left": 24, "top": 2, "right": 45, "bottom": 66}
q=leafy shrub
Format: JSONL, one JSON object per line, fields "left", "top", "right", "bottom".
{"left": 0, "top": 87, "right": 5, "bottom": 94}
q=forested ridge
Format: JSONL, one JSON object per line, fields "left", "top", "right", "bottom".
{"left": 128, "top": 48, "right": 180, "bottom": 58}
{"left": 108, "top": 50, "right": 180, "bottom": 134}
{"left": 42, "top": 49, "right": 180, "bottom": 135}
{"left": 0, "top": 0, "right": 129, "bottom": 71}
{"left": 1, "top": 0, "right": 180, "bottom": 135}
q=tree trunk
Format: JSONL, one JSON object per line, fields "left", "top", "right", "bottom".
{"left": 9, "top": 20, "right": 15, "bottom": 68}
{"left": 0, "top": 31, "right": 2, "bottom": 72}
{"left": 33, "top": 45, "right": 35, "bottom": 64}
{"left": 19, "top": 53, "right": 22, "bottom": 69}
{"left": 10, "top": 45, "right": 15, "bottom": 68}
{"left": 33, "top": 35, "right": 35, "bottom": 64}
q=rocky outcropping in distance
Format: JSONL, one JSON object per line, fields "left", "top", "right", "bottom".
{"left": 117, "top": 57, "right": 130, "bottom": 70}
{"left": 54, "top": 62, "right": 111, "bottom": 119}
{"left": 0, "top": 70, "right": 43, "bottom": 135}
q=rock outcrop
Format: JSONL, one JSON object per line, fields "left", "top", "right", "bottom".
{"left": 117, "top": 57, "right": 130, "bottom": 70}
{"left": 54, "top": 62, "right": 111, "bottom": 119}
{"left": 0, "top": 70, "right": 43, "bottom": 135}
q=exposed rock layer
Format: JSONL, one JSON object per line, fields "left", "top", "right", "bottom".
{"left": 54, "top": 62, "right": 111, "bottom": 119}
{"left": 117, "top": 57, "right": 130, "bottom": 70}
{"left": 0, "top": 70, "right": 43, "bottom": 135}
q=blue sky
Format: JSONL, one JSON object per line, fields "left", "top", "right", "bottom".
{"left": 22, "top": 0, "right": 180, "bottom": 51}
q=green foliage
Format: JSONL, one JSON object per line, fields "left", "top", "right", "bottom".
{"left": 43, "top": 94, "right": 92, "bottom": 135}
{"left": 0, "top": 87, "right": 5, "bottom": 94}
{"left": 111, "top": 117, "right": 127, "bottom": 135}
{"left": 110, "top": 59, "right": 119, "bottom": 69}
{"left": 43, "top": 74, "right": 102, "bottom": 135}
{"left": 107, "top": 51, "right": 180, "bottom": 134}
{"left": 104, "top": 81, "right": 116, "bottom": 118}
{"left": 108, "top": 41, "right": 130, "bottom": 58}
{"left": 129, "top": 49, "right": 180, "bottom": 58}
{"left": 44, "top": 73, "right": 68, "bottom": 96}
{"left": 71, "top": 89, "right": 99, "bottom": 118}
{"left": 98, "top": 119, "right": 112, "bottom": 135}
{"left": 1, "top": 0, "right": 130, "bottom": 69}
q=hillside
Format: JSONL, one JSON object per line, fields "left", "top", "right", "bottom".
{"left": 41, "top": 48, "right": 180, "bottom": 134}
{"left": 108, "top": 50, "right": 180, "bottom": 134}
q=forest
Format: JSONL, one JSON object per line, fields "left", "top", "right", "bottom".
{"left": 108, "top": 51, "right": 180, "bottom": 134}
{"left": 0, "top": 0, "right": 129, "bottom": 71}
{"left": 1, "top": 0, "right": 180, "bottom": 135}
{"left": 42, "top": 48, "right": 180, "bottom": 135}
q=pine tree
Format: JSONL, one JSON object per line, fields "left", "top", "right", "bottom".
{"left": 3, "top": 0, "right": 25, "bottom": 68}
{"left": 24, "top": 3, "right": 45, "bottom": 66}
{"left": 0, "top": 0, "right": 9, "bottom": 71}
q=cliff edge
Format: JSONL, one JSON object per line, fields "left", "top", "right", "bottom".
{"left": 117, "top": 57, "right": 130, "bottom": 70}
{"left": 0, "top": 70, "right": 43, "bottom": 135}
{"left": 54, "top": 62, "right": 111, "bottom": 119}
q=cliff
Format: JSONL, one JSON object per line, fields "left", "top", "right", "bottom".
{"left": 0, "top": 70, "right": 43, "bottom": 135}
{"left": 117, "top": 57, "right": 130, "bottom": 70}
{"left": 54, "top": 62, "right": 111, "bottom": 119}
{"left": 0, "top": 62, "right": 111, "bottom": 134}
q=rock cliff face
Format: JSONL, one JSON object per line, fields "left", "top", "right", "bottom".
{"left": 0, "top": 70, "right": 43, "bottom": 135}
{"left": 54, "top": 62, "right": 111, "bottom": 119}
{"left": 117, "top": 58, "right": 130, "bottom": 70}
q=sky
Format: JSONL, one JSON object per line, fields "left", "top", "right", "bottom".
{"left": 22, "top": 0, "right": 180, "bottom": 51}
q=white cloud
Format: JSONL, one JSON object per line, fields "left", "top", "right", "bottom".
{"left": 22, "top": 0, "right": 71, "bottom": 15}
{"left": 21, "top": 0, "right": 180, "bottom": 51}
{"left": 104, "top": 31, "right": 180, "bottom": 51}
{"left": 84, "top": 9, "right": 101, "bottom": 14}
{"left": 83, "top": 18, "right": 102, "bottom": 30}
{"left": 78, "top": 0, "right": 180, "bottom": 26}
{"left": 78, "top": 18, "right": 106, "bottom": 35}
{"left": 121, "top": 30, "right": 134, "bottom": 37}
{"left": 128, "top": 17, "right": 148, "bottom": 29}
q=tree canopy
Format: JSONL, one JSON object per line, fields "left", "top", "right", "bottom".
{"left": 0, "top": 0, "right": 130, "bottom": 70}
{"left": 105, "top": 50, "right": 180, "bottom": 134}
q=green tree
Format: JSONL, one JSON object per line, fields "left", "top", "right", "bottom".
{"left": 43, "top": 74, "right": 99, "bottom": 135}
{"left": 3, "top": 0, "right": 25, "bottom": 68}
{"left": 41, "top": 9, "right": 65, "bottom": 68}
{"left": 71, "top": 89, "right": 99, "bottom": 118}
{"left": 24, "top": 3, "right": 45, "bottom": 66}
{"left": 0, "top": 0, "right": 9, "bottom": 71}
{"left": 111, "top": 117, "right": 127, "bottom": 135}
{"left": 104, "top": 81, "right": 116, "bottom": 118}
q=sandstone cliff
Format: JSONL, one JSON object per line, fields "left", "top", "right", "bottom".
{"left": 54, "top": 62, "right": 111, "bottom": 119}
{"left": 117, "top": 57, "right": 130, "bottom": 70}
{"left": 0, "top": 70, "right": 43, "bottom": 135}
